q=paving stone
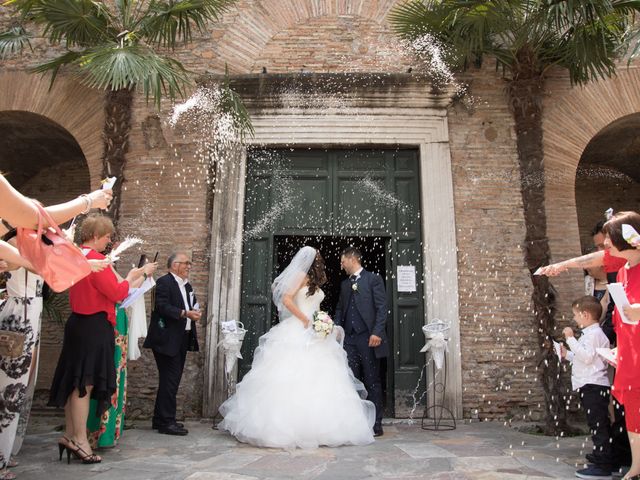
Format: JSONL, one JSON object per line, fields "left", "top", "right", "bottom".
{"left": 11, "top": 420, "right": 590, "bottom": 480}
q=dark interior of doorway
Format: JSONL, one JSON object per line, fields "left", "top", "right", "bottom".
{"left": 273, "top": 235, "right": 394, "bottom": 416}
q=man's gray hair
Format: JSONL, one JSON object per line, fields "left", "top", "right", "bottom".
{"left": 167, "top": 251, "right": 188, "bottom": 269}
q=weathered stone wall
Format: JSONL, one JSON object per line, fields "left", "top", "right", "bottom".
{"left": 7, "top": 0, "right": 637, "bottom": 422}
{"left": 576, "top": 173, "right": 640, "bottom": 252}
{"left": 447, "top": 65, "right": 543, "bottom": 420}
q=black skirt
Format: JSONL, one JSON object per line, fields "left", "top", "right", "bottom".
{"left": 47, "top": 311, "right": 116, "bottom": 417}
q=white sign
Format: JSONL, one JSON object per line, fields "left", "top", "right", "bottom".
{"left": 397, "top": 265, "right": 416, "bottom": 292}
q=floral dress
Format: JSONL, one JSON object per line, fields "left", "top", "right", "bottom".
{"left": 0, "top": 268, "right": 43, "bottom": 468}
{"left": 87, "top": 306, "right": 128, "bottom": 448}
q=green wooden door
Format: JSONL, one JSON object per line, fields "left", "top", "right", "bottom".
{"left": 239, "top": 148, "right": 425, "bottom": 415}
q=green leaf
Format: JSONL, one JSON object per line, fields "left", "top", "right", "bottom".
{"left": 140, "top": 0, "right": 237, "bottom": 49}
{"left": 29, "top": 50, "right": 84, "bottom": 89}
{"left": 218, "top": 67, "right": 254, "bottom": 140}
{"left": 73, "top": 44, "right": 192, "bottom": 107}
{"left": 0, "top": 25, "right": 32, "bottom": 58}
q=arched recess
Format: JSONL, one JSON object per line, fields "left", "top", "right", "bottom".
{"left": 206, "top": 0, "right": 404, "bottom": 73}
{"left": 542, "top": 66, "right": 640, "bottom": 312}
{"left": 0, "top": 71, "right": 104, "bottom": 186}
{"left": 0, "top": 108, "right": 92, "bottom": 404}
{"left": 576, "top": 114, "right": 640, "bottom": 252}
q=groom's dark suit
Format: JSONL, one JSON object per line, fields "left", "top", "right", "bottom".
{"left": 334, "top": 269, "right": 388, "bottom": 430}
{"left": 144, "top": 273, "right": 199, "bottom": 430}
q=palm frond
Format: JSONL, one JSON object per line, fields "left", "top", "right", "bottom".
{"left": 72, "top": 44, "right": 191, "bottom": 108}
{"left": 218, "top": 68, "right": 254, "bottom": 140}
{"left": 0, "top": 25, "right": 32, "bottom": 58}
{"left": 29, "top": 49, "right": 84, "bottom": 89}
{"left": 140, "top": 0, "right": 237, "bottom": 49}
{"left": 24, "top": 0, "right": 115, "bottom": 47}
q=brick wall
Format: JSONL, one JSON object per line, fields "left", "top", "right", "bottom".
{"left": 576, "top": 170, "right": 640, "bottom": 252}
{"left": 447, "top": 65, "right": 544, "bottom": 420}
{"left": 5, "top": 0, "right": 631, "bottom": 422}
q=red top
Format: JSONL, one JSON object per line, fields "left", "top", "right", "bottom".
{"left": 604, "top": 250, "right": 626, "bottom": 274}
{"left": 612, "top": 261, "right": 640, "bottom": 404}
{"left": 69, "top": 247, "right": 129, "bottom": 326}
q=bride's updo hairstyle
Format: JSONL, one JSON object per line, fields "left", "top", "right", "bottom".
{"left": 307, "top": 251, "right": 327, "bottom": 296}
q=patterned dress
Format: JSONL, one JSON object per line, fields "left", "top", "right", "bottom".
{"left": 0, "top": 269, "right": 43, "bottom": 468}
{"left": 87, "top": 306, "right": 128, "bottom": 448}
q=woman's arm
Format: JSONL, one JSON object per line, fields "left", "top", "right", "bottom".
{"left": 281, "top": 276, "right": 311, "bottom": 328}
{"left": 0, "top": 174, "right": 112, "bottom": 228}
{"left": 0, "top": 240, "right": 33, "bottom": 270}
{"left": 124, "top": 262, "right": 157, "bottom": 286}
{"left": 537, "top": 251, "right": 605, "bottom": 276}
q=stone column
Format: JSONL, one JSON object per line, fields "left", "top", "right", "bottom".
{"left": 203, "top": 145, "right": 247, "bottom": 417}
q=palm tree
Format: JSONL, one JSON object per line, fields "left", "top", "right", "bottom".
{"left": 0, "top": 0, "right": 252, "bottom": 223}
{"left": 389, "top": 0, "right": 640, "bottom": 434}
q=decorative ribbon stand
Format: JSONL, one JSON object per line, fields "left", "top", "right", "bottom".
{"left": 217, "top": 320, "right": 247, "bottom": 396}
{"left": 420, "top": 319, "right": 456, "bottom": 431}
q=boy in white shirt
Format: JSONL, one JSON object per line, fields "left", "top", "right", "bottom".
{"left": 562, "top": 295, "right": 613, "bottom": 479}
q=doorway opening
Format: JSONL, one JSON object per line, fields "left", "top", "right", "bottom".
{"left": 273, "top": 234, "right": 394, "bottom": 416}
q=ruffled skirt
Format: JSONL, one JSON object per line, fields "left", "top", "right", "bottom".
{"left": 218, "top": 318, "right": 375, "bottom": 449}
{"left": 48, "top": 312, "right": 116, "bottom": 418}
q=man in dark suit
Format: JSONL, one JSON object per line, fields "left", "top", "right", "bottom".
{"left": 144, "top": 252, "right": 200, "bottom": 435}
{"left": 334, "top": 247, "right": 388, "bottom": 437}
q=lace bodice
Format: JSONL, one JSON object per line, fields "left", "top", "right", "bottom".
{"left": 293, "top": 286, "right": 325, "bottom": 319}
{"left": 6, "top": 268, "right": 43, "bottom": 298}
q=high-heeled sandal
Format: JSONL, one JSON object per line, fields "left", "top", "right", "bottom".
{"left": 57, "top": 436, "right": 72, "bottom": 462}
{"left": 68, "top": 441, "right": 101, "bottom": 465}
{"left": 0, "top": 468, "right": 16, "bottom": 480}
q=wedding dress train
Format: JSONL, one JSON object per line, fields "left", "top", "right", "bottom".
{"left": 218, "top": 286, "right": 375, "bottom": 449}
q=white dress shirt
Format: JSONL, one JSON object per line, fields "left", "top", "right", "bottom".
{"left": 352, "top": 267, "right": 363, "bottom": 280}
{"left": 566, "top": 323, "right": 610, "bottom": 390}
{"left": 171, "top": 272, "right": 191, "bottom": 331}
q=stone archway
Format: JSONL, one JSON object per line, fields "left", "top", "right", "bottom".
{"left": 205, "top": 0, "right": 409, "bottom": 74}
{"left": 0, "top": 71, "right": 104, "bottom": 185}
{"left": 575, "top": 114, "right": 640, "bottom": 252}
{"left": 0, "top": 76, "right": 101, "bottom": 409}
{"left": 542, "top": 66, "right": 640, "bottom": 311}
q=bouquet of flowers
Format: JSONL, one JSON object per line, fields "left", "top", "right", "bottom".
{"left": 312, "top": 311, "right": 334, "bottom": 338}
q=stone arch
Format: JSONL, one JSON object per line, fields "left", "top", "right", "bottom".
{"left": 210, "top": 0, "right": 404, "bottom": 73}
{"left": 542, "top": 66, "right": 640, "bottom": 305}
{"left": 0, "top": 71, "right": 104, "bottom": 186}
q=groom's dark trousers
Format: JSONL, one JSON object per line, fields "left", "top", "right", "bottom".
{"left": 335, "top": 269, "right": 389, "bottom": 430}
{"left": 344, "top": 300, "right": 383, "bottom": 428}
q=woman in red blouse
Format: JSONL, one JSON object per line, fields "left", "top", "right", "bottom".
{"left": 602, "top": 212, "right": 640, "bottom": 480}
{"left": 48, "top": 215, "right": 155, "bottom": 464}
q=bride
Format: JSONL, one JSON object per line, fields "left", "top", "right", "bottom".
{"left": 218, "top": 246, "right": 375, "bottom": 448}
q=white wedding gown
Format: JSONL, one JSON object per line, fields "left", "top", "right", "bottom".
{"left": 218, "top": 286, "right": 375, "bottom": 448}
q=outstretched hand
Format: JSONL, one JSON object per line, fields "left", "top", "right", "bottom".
{"left": 537, "top": 263, "right": 568, "bottom": 277}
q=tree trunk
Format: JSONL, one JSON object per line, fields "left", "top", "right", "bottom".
{"left": 508, "top": 74, "right": 570, "bottom": 436}
{"left": 102, "top": 88, "right": 133, "bottom": 225}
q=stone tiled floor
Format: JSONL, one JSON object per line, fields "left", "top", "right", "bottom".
{"left": 11, "top": 419, "right": 593, "bottom": 479}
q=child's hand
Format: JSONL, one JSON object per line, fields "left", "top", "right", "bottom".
{"left": 560, "top": 344, "right": 567, "bottom": 359}
{"left": 623, "top": 304, "right": 640, "bottom": 322}
{"left": 562, "top": 327, "right": 575, "bottom": 338}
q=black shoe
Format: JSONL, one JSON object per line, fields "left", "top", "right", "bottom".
{"left": 153, "top": 422, "right": 184, "bottom": 430}
{"left": 373, "top": 426, "right": 383, "bottom": 437}
{"left": 575, "top": 464, "right": 613, "bottom": 479}
{"left": 158, "top": 423, "right": 188, "bottom": 436}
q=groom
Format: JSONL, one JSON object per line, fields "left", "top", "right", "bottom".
{"left": 334, "top": 247, "right": 388, "bottom": 436}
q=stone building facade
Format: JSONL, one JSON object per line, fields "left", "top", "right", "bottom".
{"left": 1, "top": 0, "right": 639, "bottom": 422}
